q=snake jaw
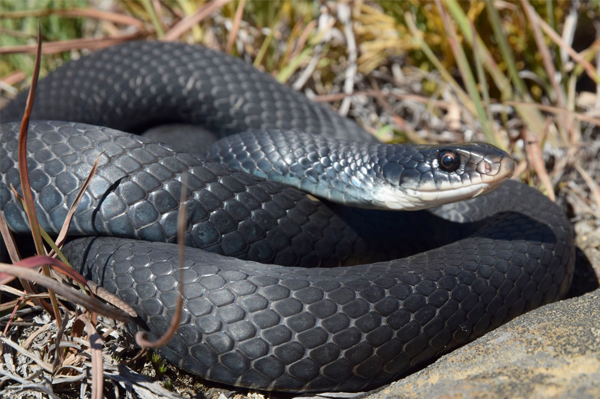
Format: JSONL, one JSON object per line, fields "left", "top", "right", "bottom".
{"left": 370, "top": 180, "right": 497, "bottom": 211}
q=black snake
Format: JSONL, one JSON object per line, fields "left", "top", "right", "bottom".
{"left": 0, "top": 41, "right": 575, "bottom": 392}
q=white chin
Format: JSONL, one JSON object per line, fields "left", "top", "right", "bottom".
{"left": 373, "top": 180, "right": 504, "bottom": 211}
{"left": 414, "top": 182, "right": 490, "bottom": 204}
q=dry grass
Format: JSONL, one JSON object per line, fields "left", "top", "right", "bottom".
{"left": 0, "top": 1, "right": 599, "bottom": 398}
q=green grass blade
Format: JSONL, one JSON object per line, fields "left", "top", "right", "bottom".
{"left": 277, "top": 47, "right": 312, "bottom": 83}
{"left": 470, "top": 22, "right": 500, "bottom": 145}
{"left": 39, "top": 227, "right": 70, "bottom": 266}
{"left": 141, "top": 0, "right": 165, "bottom": 38}
{"left": 404, "top": 12, "right": 476, "bottom": 116}
{"left": 253, "top": 4, "right": 286, "bottom": 69}
{"left": 484, "top": 0, "right": 548, "bottom": 137}
{"left": 443, "top": 0, "right": 512, "bottom": 98}
{"left": 484, "top": 0, "right": 529, "bottom": 99}
{"left": 435, "top": 0, "right": 497, "bottom": 146}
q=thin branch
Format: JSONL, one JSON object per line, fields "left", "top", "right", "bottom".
{"left": 0, "top": 263, "right": 131, "bottom": 322}
{"left": 54, "top": 153, "right": 104, "bottom": 250}
{"left": 0, "top": 33, "right": 146, "bottom": 55}
{"left": 163, "top": 0, "right": 232, "bottom": 41}
{"left": 76, "top": 315, "right": 103, "bottom": 399}
{"left": 504, "top": 101, "right": 600, "bottom": 127}
{"left": 226, "top": 0, "right": 246, "bottom": 54}
{"left": 523, "top": 125, "right": 555, "bottom": 201}
{"left": 0, "top": 8, "right": 145, "bottom": 29}
{"left": 15, "top": 25, "right": 63, "bottom": 327}
{"left": 575, "top": 164, "right": 600, "bottom": 211}
{"left": 0, "top": 336, "right": 53, "bottom": 372}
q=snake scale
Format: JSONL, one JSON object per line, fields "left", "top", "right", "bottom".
{"left": 0, "top": 41, "right": 575, "bottom": 392}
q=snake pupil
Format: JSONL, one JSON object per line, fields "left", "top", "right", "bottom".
{"left": 439, "top": 150, "right": 460, "bottom": 172}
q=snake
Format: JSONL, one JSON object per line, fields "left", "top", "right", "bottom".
{"left": 0, "top": 41, "right": 575, "bottom": 392}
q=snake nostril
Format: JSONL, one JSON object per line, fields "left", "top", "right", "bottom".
{"left": 477, "top": 161, "right": 492, "bottom": 174}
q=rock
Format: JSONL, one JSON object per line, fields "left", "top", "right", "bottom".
{"left": 365, "top": 289, "right": 600, "bottom": 399}
{"left": 575, "top": 222, "right": 600, "bottom": 280}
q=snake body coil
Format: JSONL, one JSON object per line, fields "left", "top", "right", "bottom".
{"left": 0, "top": 41, "right": 575, "bottom": 392}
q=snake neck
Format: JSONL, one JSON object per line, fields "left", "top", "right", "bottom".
{"left": 207, "top": 130, "right": 515, "bottom": 210}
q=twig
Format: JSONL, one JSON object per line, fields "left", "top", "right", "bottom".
{"left": 292, "top": 14, "right": 336, "bottom": 90}
{"left": 163, "top": 0, "right": 232, "bottom": 41}
{"left": 564, "top": 185, "right": 600, "bottom": 219}
{"left": 3, "top": 298, "right": 23, "bottom": 335}
{"left": 436, "top": 0, "right": 497, "bottom": 145}
{"left": 152, "top": 0, "right": 166, "bottom": 31}
{"left": 0, "top": 336, "right": 53, "bottom": 372}
{"left": 76, "top": 315, "right": 103, "bottom": 399}
{"left": 404, "top": 11, "right": 476, "bottom": 117}
{"left": 52, "top": 311, "right": 71, "bottom": 369}
{"left": 87, "top": 282, "right": 137, "bottom": 318}
{"left": 293, "top": 49, "right": 322, "bottom": 90}
{"left": 0, "top": 71, "right": 26, "bottom": 92}
{"left": 102, "top": 365, "right": 184, "bottom": 399}
{"left": 504, "top": 101, "right": 600, "bottom": 127}
{"left": 288, "top": 20, "right": 317, "bottom": 63}
{"left": 226, "top": 0, "right": 245, "bottom": 54}
{"left": 522, "top": 126, "right": 556, "bottom": 201}
{"left": 560, "top": 1, "right": 579, "bottom": 67}
{"left": 15, "top": 25, "right": 64, "bottom": 327}
{"left": 0, "top": 27, "right": 39, "bottom": 39}
{"left": 0, "top": 210, "right": 21, "bottom": 263}
{"left": 313, "top": 89, "right": 453, "bottom": 109}
{"left": 0, "top": 285, "right": 26, "bottom": 297}
{"left": 0, "top": 263, "right": 131, "bottom": 322}
{"left": 369, "top": 80, "right": 426, "bottom": 144}
{"left": 0, "top": 368, "right": 59, "bottom": 399}
{"left": 532, "top": 10, "right": 598, "bottom": 84}
{"left": 141, "top": 0, "right": 165, "bottom": 37}
{"left": 574, "top": 164, "right": 600, "bottom": 212}
{"left": 0, "top": 8, "right": 145, "bottom": 29}
{"left": 596, "top": 21, "right": 600, "bottom": 111}
{"left": 521, "top": 0, "right": 566, "bottom": 107}
{"left": 521, "top": 0, "right": 571, "bottom": 143}
{"left": 22, "top": 322, "right": 52, "bottom": 350}
{"left": 0, "top": 33, "right": 146, "bottom": 55}
{"left": 338, "top": 3, "right": 356, "bottom": 116}
{"left": 53, "top": 153, "right": 104, "bottom": 250}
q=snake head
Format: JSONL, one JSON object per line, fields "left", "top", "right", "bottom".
{"left": 377, "top": 142, "right": 515, "bottom": 210}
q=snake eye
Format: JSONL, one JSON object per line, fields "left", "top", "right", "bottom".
{"left": 438, "top": 150, "right": 460, "bottom": 172}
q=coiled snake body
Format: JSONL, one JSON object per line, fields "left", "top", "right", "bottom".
{"left": 0, "top": 41, "right": 575, "bottom": 392}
